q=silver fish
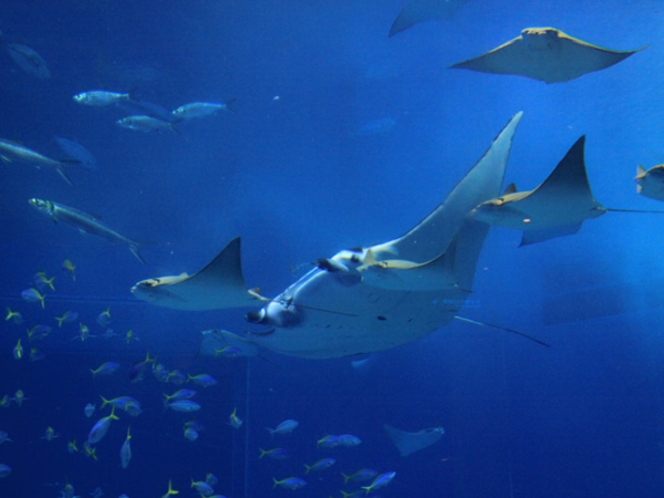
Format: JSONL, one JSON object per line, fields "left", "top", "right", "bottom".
{"left": 118, "top": 99, "right": 174, "bottom": 121}
{"left": 0, "top": 138, "right": 74, "bottom": 185}
{"left": 73, "top": 90, "right": 130, "bottom": 106}
{"left": 28, "top": 198, "right": 145, "bottom": 263}
{"left": 171, "top": 99, "right": 236, "bottom": 121}
{"left": 116, "top": 115, "right": 176, "bottom": 133}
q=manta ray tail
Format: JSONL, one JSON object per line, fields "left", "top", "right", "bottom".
{"left": 129, "top": 242, "right": 146, "bottom": 264}
{"left": 454, "top": 316, "right": 550, "bottom": 347}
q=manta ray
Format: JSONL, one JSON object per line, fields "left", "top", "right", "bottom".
{"left": 470, "top": 136, "right": 664, "bottom": 246}
{"left": 389, "top": 0, "right": 469, "bottom": 37}
{"left": 131, "top": 237, "right": 255, "bottom": 310}
{"left": 242, "top": 112, "right": 523, "bottom": 358}
{"left": 470, "top": 136, "right": 604, "bottom": 245}
{"left": 450, "top": 27, "right": 644, "bottom": 83}
{"left": 383, "top": 424, "right": 445, "bottom": 456}
{"left": 635, "top": 164, "right": 664, "bottom": 201}
{"left": 133, "top": 112, "right": 523, "bottom": 358}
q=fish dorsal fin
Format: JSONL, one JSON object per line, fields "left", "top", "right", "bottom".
{"left": 503, "top": 182, "right": 517, "bottom": 195}
{"left": 636, "top": 164, "right": 646, "bottom": 177}
{"left": 532, "top": 136, "right": 596, "bottom": 203}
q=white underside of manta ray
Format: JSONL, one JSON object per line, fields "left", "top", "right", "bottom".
{"left": 132, "top": 112, "right": 523, "bottom": 359}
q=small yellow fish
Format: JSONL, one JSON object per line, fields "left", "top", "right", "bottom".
{"left": 0, "top": 395, "right": 10, "bottom": 408}
{"left": 27, "top": 324, "right": 51, "bottom": 341}
{"left": 13, "top": 390, "right": 26, "bottom": 407}
{"left": 229, "top": 407, "right": 243, "bottom": 429}
{"left": 34, "top": 270, "right": 55, "bottom": 291}
{"left": 13, "top": 339, "right": 22, "bottom": 360}
{"left": 42, "top": 426, "right": 58, "bottom": 441}
{"left": 29, "top": 347, "right": 45, "bottom": 362}
{"left": 126, "top": 329, "right": 135, "bottom": 344}
{"left": 5, "top": 307, "right": 23, "bottom": 324}
{"left": 97, "top": 307, "right": 111, "bottom": 327}
{"left": 67, "top": 439, "right": 79, "bottom": 453}
{"left": 83, "top": 441, "right": 98, "bottom": 460}
{"left": 21, "top": 288, "right": 45, "bottom": 308}
{"left": 55, "top": 310, "right": 78, "bottom": 327}
{"left": 77, "top": 322, "right": 91, "bottom": 342}
{"left": 62, "top": 259, "right": 76, "bottom": 280}
{"left": 161, "top": 479, "right": 179, "bottom": 498}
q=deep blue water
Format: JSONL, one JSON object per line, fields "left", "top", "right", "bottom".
{"left": 2, "top": 1, "right": 664, "bottom": 497}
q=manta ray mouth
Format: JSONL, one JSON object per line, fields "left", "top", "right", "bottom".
{"left": 245, "top": 309, "right": 267, "bottom": 324}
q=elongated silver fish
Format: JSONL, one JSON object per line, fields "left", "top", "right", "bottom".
{"left": 73, "top": 90, "right": 130, "bottom": 106}
{"left": 117, "top": 115, "right": 176, "bottom": 133}
{"left": 0, "top": 138, "right": 74, "bottom": 185}
{"left": 28, "top": 198, "right": 145, "bottom": 263}
{"left": 171, "top": 99, "right": 236, "bottom": 122}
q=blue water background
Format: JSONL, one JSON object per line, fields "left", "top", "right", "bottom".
{"left": 2, "top": 0, "right": 664, "bottom": 497}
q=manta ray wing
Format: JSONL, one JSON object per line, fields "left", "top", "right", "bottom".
{"left": 450, "top": 27, "right": 642, "bottom": 83}
{"left": 389, "top": 0, "right": 469, "bottom": 37}
{"left": 244, "top": 112, "right": 522, "bottom": 358}
{"left": 507, "top": 136, "right": 605, "bottom": 226}
{"left": 132, "top": 237, "right": 254, "bottom": 310}
{"left": 383, "top": 424, "right": 445, "bottom": 456}
{"left": 379, "top": 111, "right": 523, "bottom": 265}
{"left": 519, "top": 223, "right": 582, "bottom": 246}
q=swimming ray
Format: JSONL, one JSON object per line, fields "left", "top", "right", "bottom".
{"left": 470, "top": 136, "right": 664, "bottom": 246}
{"left": 242, "top": 112, "right": 523, "bottom": 358}
{"left": 635, "top": 164, "right": 664, "bottom": 201}
{"left": 389, "top": 0, "right": 469, "bottom": 37}
{"left": 450, "top": 27, "right": 644, "bottom": 83}
{"left": 383, "top": 424, "right": 445, "bottom": 456}
{"left": 132, "top": 237, "right": 255, "bottom": 310}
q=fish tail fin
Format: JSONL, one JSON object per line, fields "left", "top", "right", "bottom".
{"left": 272, "top": 478, "right": 279, "bottom": 489}
{"left": 55, "top": 316, "right": 64, "bottom": 327}
{"left": 341, "top": 473, "right": 350, "bottom": 484}
{"left": 129, "top": 243, "right": 146, "bottom": 264}
{"left": 40, "top": 294, "right": 45, "bottom": 308}
{"left": 225, "top": 97, "right": 238, "bottom": 113}
{"left": 259, "top": 448, "right": 267, "bottom": 459}
{"left": 304, "top": 464, "right": 311, "bottom": 474}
